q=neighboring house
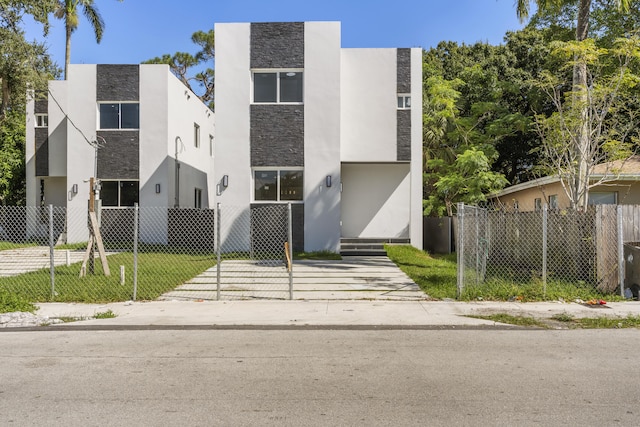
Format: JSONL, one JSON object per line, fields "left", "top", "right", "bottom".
{"left": 214, "top": 21, "right": 423, "bottom": 252}
{"left": 490, "top": 156, "right": 640, "bottom": 211}
{"left": 25, "top": 64, "right": 215, "bottom": 243}
{"left": 25, "top": 21, "right": 423, "bottom": 253}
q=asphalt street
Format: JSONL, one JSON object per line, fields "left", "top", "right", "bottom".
{"left": 2, "top": 328, "right": 639, "bottom": 426}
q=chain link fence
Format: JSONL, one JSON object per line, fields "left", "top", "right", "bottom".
{"left": 0, "top": 204, "right": 292, "bottom": 303}
{"left": 457, "top": 203, "right": 624, "bottom": 299}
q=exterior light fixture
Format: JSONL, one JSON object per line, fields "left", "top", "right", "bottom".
{"left": 72, "top": 184, "right": 78, "bottom": 194}
{"left": 326, "top": 175, "right": 332, "bottom": 188}
{"left": 155, "top": 184, "right": 161, "bottom": 194}
{"left": 222, "top": 175, "right": 229, "bottom": 188}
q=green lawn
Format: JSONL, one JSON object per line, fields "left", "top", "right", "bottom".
{"left": 386, "top": 245, "right": 621, "bottom": 302}
{"left": 0, "top": 242, "right": 37, "bottom": 251}
{"left": 0, "top": 251, "right": 216, "bottom": 304}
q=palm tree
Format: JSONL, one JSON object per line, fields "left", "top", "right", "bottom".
{"left": 515, "top": 0, "right": 630, "bottom": 208}
{"left": 54, "top": 0, "right": 105, "bottom": 79}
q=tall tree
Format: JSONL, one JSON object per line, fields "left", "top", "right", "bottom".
{"left": 53, "top": 0, "right": 122, "bottom": 80}
{"left": 516, "top": 0, "right": 631, "bottom": 208}
{"left": 144, "top": 29, "right": 215, "bottom": 110}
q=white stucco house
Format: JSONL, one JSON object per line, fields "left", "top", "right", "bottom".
{"left": 25, "top": 21, "right": 423, "bottom": 253}
{"left": 25, "top": 63, "right": 215, "bottom": 243}
{"left": 214, "top": 21, "right": 423, "bottom": 253}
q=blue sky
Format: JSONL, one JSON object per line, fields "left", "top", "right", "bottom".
{"left": 25, "top": 0, "right": 530, "bottom": 69}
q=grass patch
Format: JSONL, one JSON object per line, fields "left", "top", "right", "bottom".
{"left": 570, "top": 315, "right": 640, "bottom": 329}
{"left": 294, "top": 250, "right": 341, "bottom": 260}
{"left": 385, "top": 245, "right": 456, "bottom": 299}
{"left": 0, "top": 251, "right": 215, "bottom": 303}
{"left": 468, "top": 313, "right": 549, "bottom": 328}
{"left": 0, "top": 242, "right": 37, "bottom": 251}
{"left": 459, "top": 277, "right": 619, "bottom": 302}
{"left": 0, "top": 287, "right": 37, "bottom": 314}
{"left": 94, "top": 309, "right": 116, "bottom": 319}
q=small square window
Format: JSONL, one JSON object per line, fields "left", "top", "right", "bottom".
{"left": 534, "top": 198, "right": 542, "bottom": 212}
{"left": 35, "top": 114, "right": 48, "bottom": 127}
{"left": 549, "top": 194, "right": 558, "bottom": 209}
{"left": 397, "top": 95, "right": 411, "bottom": 109}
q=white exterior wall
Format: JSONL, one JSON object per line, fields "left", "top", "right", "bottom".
{"left": 25, "top": 95, "right": 36, "bottom": 209}
{"left": 410, "top": 48, "right": 423, "bottom": 249}
{"left": 166, "top": 69, "right": 215, "bottom": 209}
{"left": 48, "top": 81, "right": 67, "bottom": 179}
{"left": 340, "top": 49, "right": 398, "bottom": 162}
{"left": 213, "top": 23, "right": 252, "bottom": 250}
{"left": 66, "top": 65, "right": 98, "bottom": 243}
{"left": 303, "top": 22, "right": 342, "bottom": 252}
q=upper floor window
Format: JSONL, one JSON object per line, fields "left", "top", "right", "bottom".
{"left": 99, "top": 102, "right": 139, "bottom": 130}
{"left": 253, "top": 71, "right": 303, "bottom": 104}
{"left": 35, "top": 114, "right": 48, "bottom": 127}
{"left": 397, "top": 94, "right": 411, "bottom": 109}
{"left": 254, "top": 168, "right": 303, "bottom": 202}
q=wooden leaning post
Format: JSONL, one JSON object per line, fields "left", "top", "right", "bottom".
{"left": 80, "top": 177, "right": 110, "bottom": 277}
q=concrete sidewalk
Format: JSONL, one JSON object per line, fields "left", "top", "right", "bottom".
{"left": 31, "top": 299, "right": 640, "bottom": 328}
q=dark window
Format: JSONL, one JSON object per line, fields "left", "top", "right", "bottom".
{"left": 194, "top": 188, "right": 202, "bottom": 209}
{"left": 280, "top": 72, "right": 303, "bottom": 103}
{"left": 100, "top": 180, "right": 139, "bottom": 207}
{"left": 254, "top": 73, "right": 277, "bottom": 103}
{"left": 280, "top": 170, "right": 303, "bottom": 201}
{"left": 99, "top": 103, "right": 139, "bottom": 129}
{"left": 253, "top": 71, "right": 303, "bottom": 103}
{"left": 254, "top": 170, "right": 278, "bottom": 201}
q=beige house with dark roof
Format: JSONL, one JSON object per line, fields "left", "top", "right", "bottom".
{"left": 490, "top": 156, "right": 640, "bottom": 211}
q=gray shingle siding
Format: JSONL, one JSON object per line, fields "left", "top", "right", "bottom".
{"left": 397, "top": 110, "right": 411, "bottom": 161}
{"left": 96, "top": 131, "right": 139, "bottom": 179}
{"left": 35, "top": 128, "right": 48, "bottom": 176}
{"left": 250, "top": 22, "right": 304, "bottom": 69}
{"left": 396, "top": 48, "right": 411, "bottom": 94}
{"left": 250, "top": 105, "right": 304, "bottom": 167}
{"left": 97, "top": 65, "right": 139, "bottom": 101}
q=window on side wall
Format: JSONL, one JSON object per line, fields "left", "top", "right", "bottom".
{"left": 194, "top": 123, "right": 200, "bottom": 148}
{"left": 588, "top": 192, "right": 618, "bottom": 205}
{"left": 253, "top": 71, "right": 303, "bottom": 104}
{"left": 35, "top": 114, "right": 48, "bottom": 127}
{"left": 548, "top": 194, "right": 558, "bottom": 210}
{"left": 254, "top": 169, "right": 303, "bottom": 202}
{"left": 534, "top": 198, "right": 542, "bottom": 212}
{"left": 100, "top": 180, "right": 139, "bottom": 207}
{"left": 397, "top": 94, "right": 411, "bottom": 109}
{"left": 194, "top": 188, "right": 202, "bottom": 209}
{"left": 99, "top": 103, "right": 139, "bottom": 130}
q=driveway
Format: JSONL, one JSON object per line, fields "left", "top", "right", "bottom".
{"left": 162, "top": 256, "right": 428, "bottom": 301}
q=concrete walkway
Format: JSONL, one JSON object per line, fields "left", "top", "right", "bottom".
{"left": 162, "top": 256, "right": 428, "bottom": 301}
{"left": 30, "top": 300, "right": 640, "bottom": 328}
{"left": 0, "top": 246, "right": 88, "bottom": 277}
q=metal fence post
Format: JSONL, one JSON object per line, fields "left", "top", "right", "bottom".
{"left": 475, "top": 206, "right": 480, "bottom": 286}
{"left": 618, "top": 205, "right": 624, "bottom": 297}
{"left": 457, "top": 203, "right": 464, "bottom": 298}
{"left": 49, "top": 204, "right": 55, "bottom": 300}
{"left": 216, "top": 202, "right": 221, "bottom": 301}
{"left": 542, "top": 204, "right": 548, "bottom": 298}
{"left": 132, "top": 203, "right": 139, "bottom": 301}
{"left": 288, "top": 202, "right": 293, "bottom": 300}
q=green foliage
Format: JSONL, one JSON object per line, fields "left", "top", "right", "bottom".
{"left": 94, "top": 309, "right": 116, "bottom": 319}
{"left": 385, "top": 245, "right": 457, "bottom": 299}
{"left": 468, "top": 313, "right": 549, "bottom": 328}
{"left": 144, "top": 29, "right": 215, "bottom": 110}
{"left": 0, "top": 286, "right": 36, "bottom": 313}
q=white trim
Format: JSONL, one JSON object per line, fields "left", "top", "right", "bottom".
{"left": 35, "top": 114, "right": 48, "bottom": 127}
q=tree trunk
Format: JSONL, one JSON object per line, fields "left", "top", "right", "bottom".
{"left": 573, "top": 0, "right": 592, "bottom": 210}
{"left": 65, "top": 20, "right": 72, "bottom": 80}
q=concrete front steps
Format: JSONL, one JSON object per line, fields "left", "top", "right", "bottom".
{"left": 340, "top": 238, "right": 410, "bottom": 256}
